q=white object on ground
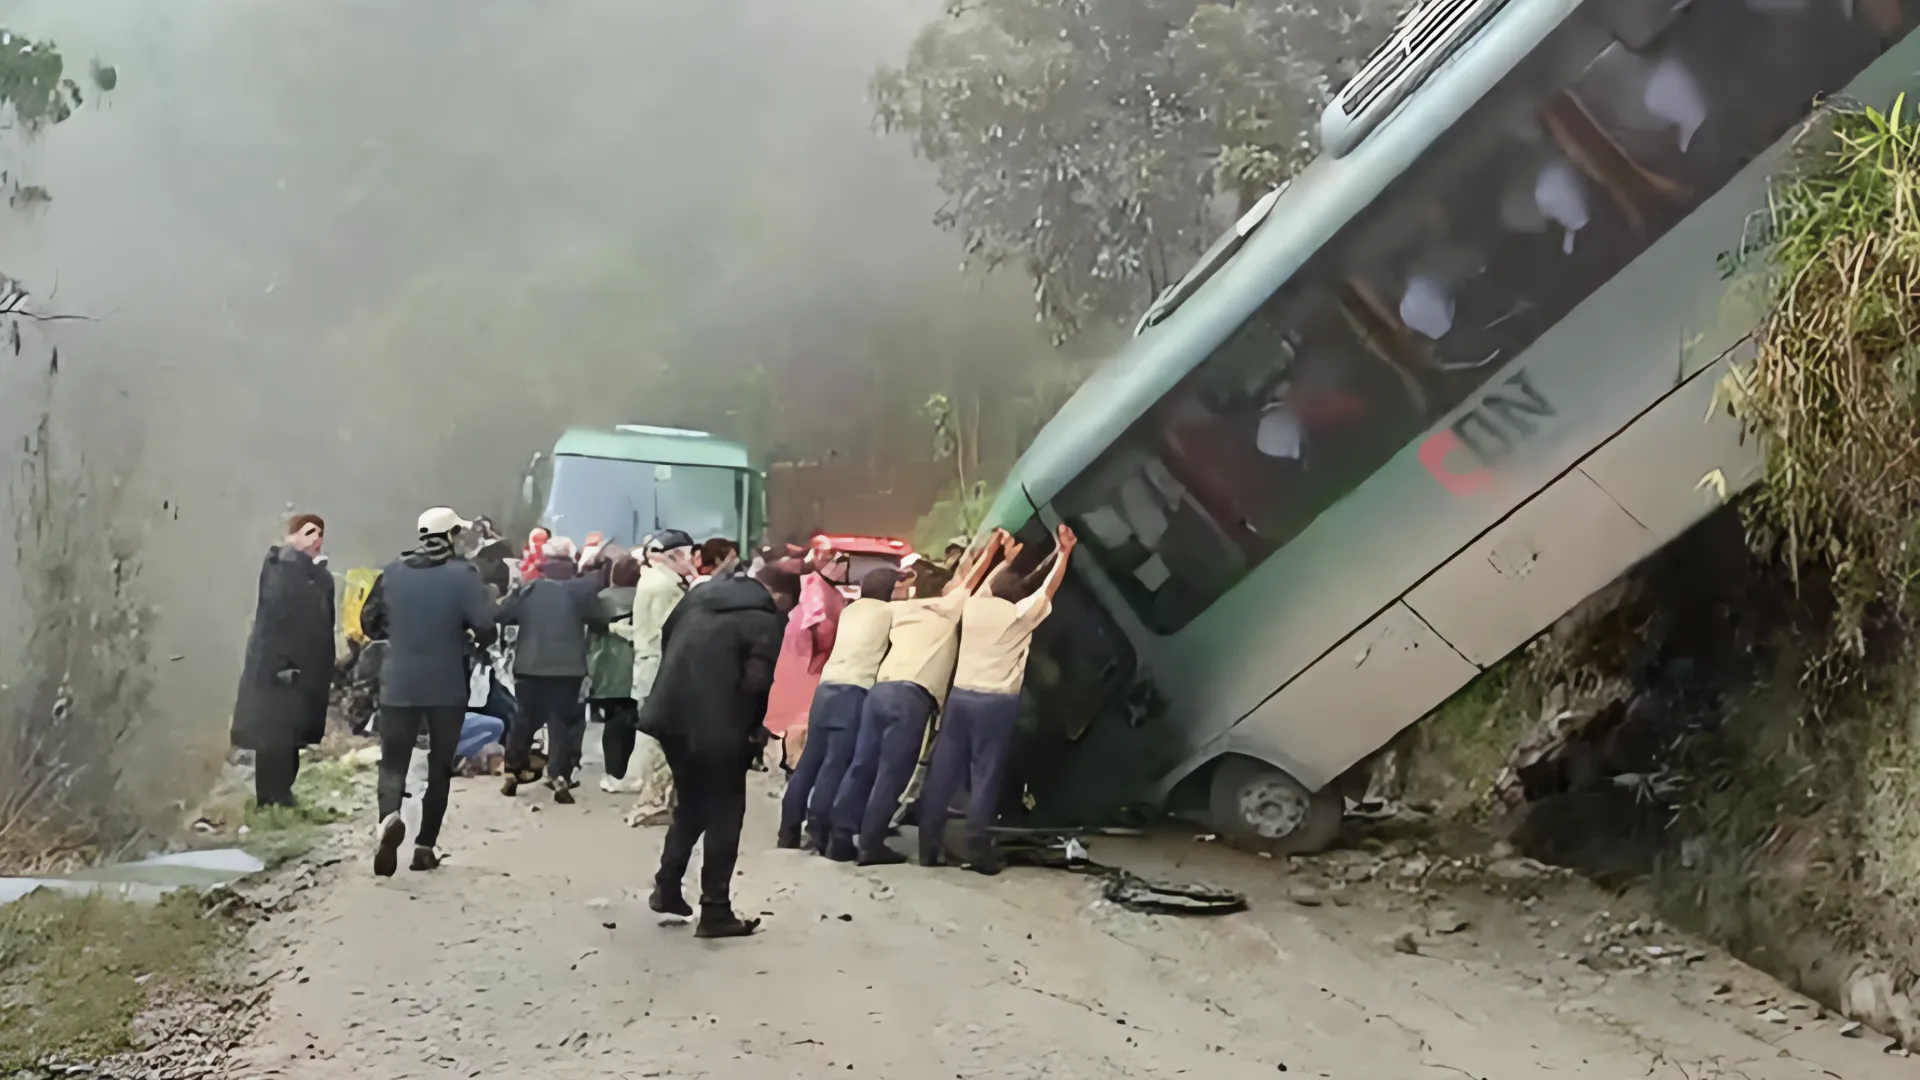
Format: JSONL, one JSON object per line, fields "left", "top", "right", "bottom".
{"left": 2, "top": 847, "right": 265, "bottom": 908}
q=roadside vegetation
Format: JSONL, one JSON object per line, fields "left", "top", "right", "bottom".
{"left": 0, "top": 890, "right": 235, "bottom": 1072}
{"left": 239, "top": 748, "right": 373, "bottom": 868}
{"left": 1392, "top": 98, "right": 1920, "bottom": 1039}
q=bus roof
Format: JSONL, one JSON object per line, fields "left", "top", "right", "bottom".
{"left": 552, "top": 426, "right": 758, "bottom": 470}
{"left": 1001, "top": 0, "right": 1569, "bottom": 508}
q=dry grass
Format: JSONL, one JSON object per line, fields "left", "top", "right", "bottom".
{"left": 1721, "top": 95, "right": 1920, "bottom": 659}
{"left": 0, "top": 404, "right": 156, "bottom": 877}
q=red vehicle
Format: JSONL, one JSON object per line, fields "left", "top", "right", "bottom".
{"left": 811, "top": 535, "right": 915, "bottom": 600}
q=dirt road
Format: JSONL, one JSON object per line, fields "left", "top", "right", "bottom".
{"left": 226, "top": 766, "right": 1901, "bottom": 1080}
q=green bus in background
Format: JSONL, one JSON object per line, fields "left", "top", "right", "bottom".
{"left": 979, "top": 0, "right": 1920, "bottom": 854}
{"left": 518, "top": 425, "right": 766, "bottom": 552}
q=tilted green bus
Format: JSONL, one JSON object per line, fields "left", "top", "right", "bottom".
{"left": 986, "top": 0, "right": 1920, "bottom": 852}
{"left": 518, "top": 425, "right": 767, "bottom": 552}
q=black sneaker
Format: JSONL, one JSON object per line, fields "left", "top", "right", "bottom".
{"left": 649, "top": 886, "right": 694, "bottom": 918}
{"left": 409, "top": 846, "right": 442, "bottom": 872}
{"left": 824, "top": 833, "right": 857, "bottom": 863}
{"left": 372, "top": 813, "right": 406, "bottom": 878}
{"left": 500, "top": 775, "right": 519, "bottom": 797}
{"left": 552, "top": 778, "right": 576, "bottom": 805}
{"left": 964, "top": 847, "right": 1005, "bottom": 877}
{"left": 775, "top": 829, "right": 801, "bottom": 850}
{"left": 694, "top": 905, "right": 761, "bottom": 939}
{"left": 857, "top": 844, "right": 910, "bottom": 867}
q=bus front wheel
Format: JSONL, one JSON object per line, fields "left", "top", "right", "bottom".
{"left": 1208, "top": 756, "right": 1344, "bottom": 856}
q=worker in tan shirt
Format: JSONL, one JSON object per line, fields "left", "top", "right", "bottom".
{"left": 917, "top": 523, "right": 1076, "bottom": 872}
{"left": 777, "top": 565, "right": 910, "bottom": 851}
{"left": 826, "top": 530, "right": 1007, "bottom": 865}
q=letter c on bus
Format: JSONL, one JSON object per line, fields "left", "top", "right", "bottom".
{"left": 1418, "top": 429, "right": 1492, "bottom": 497}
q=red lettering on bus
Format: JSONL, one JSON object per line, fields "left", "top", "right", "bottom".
{"left": 1418, "top": 429, "right": 1493, "bottom": 497}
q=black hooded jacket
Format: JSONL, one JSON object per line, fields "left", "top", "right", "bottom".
{"left": 230, "top": 546, "right": 336, "bottom": 751}
{"left": 636, "top": 575, "right": 784, "bottom": 767}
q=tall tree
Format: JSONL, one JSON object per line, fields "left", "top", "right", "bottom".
{"left": 873, "top": 0, "right": 1397, "bottom": 341}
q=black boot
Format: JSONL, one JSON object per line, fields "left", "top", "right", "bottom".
{"left": 649, "top": 884, "right": 694, "bottom": 918}
{"left": 694, "top": 902, "right": 761, "bottom": 939}
{"left": 824, "top": 832, "right": 858, "bottom": 863}
{"left": 857, "top": 843, "right": 910, "bottom": 867}
{"left": 965, "top": 843, "right": 1005, "bottom": 877}
{"left": 775, "top": 827, "right": 802, "bottom": 850}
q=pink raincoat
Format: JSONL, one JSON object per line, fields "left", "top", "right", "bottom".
{"left": 761, "top": 571, "right": 846, "bottom": 741}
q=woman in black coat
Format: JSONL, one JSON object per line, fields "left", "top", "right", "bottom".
{"left": 230, "top": 513, "right": 337, "bottom": 808}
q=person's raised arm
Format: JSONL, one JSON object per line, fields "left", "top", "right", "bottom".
{"left": 1040, "top": 524, "right": 1078, "bottom": 603}
{"left": 957, "top": 528, "right": 1010, "bottom": 596}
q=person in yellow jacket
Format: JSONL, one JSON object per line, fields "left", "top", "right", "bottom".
{"left": 605, "top": 529, "right": 696, "bottom": 820}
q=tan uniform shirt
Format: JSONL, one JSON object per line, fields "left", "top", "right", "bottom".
{"left": 953, "top": 592, "right": 1052, "bottom": 697}
{"left": 818, "top": 598, "right": 894, "bottom": 690}
{"left": 874, "top": 589, "right": 968, "bottom": 705}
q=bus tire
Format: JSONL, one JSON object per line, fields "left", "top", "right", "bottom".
{"left": 1208, "top": 756, "right": 1344, "bottom": 856}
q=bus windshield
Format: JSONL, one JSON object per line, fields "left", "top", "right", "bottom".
{"left": 543, "top": 455, "right": 742, "bottom": 549}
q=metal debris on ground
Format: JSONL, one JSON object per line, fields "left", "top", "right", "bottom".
{"left": 997, "top": 836, "right": 1248, "bottom": 917}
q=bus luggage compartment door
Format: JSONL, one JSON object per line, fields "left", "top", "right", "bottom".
{"left": 1405, "top": 351, "right": 1759, "bottom": 669}
{"left": 1229, "top": 601, "right": 1480, "bottom": 792}
{"left": 1405, "top": 465, "right": 1660, "bottom": 668}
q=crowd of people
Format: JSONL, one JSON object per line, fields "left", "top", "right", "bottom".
{"left": 228, "top": 506, "right": 1074, "bottom": 941}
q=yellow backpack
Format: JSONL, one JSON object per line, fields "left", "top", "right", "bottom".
{"left": 341, "top": 567, "right": 380, "bottom": 644}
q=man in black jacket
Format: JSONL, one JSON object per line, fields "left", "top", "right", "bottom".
{"left": 641, "top": 565, "right": 797, "bottom": 938}
{"left": 360, "top": 506, "right": 498, "bottom": 877}
{"left": 497, "top": 538, "right": 609, "bottom": 804}
{"left": 230, "top": 513, "right": 335, "bottom": 808}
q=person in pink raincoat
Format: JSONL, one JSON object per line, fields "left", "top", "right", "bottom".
{"left": 760, "top": 540, "right": 849, "bottom": 771}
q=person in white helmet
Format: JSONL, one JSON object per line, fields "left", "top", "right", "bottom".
{"left": 360, "top": 506, "right": 497, "bottom": 877}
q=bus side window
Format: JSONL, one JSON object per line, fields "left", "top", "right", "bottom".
{"left": 1064, "top": 0, "right": 1920, "bottom": 636}
{"left": 1562, "top": 0, "right": 1906, "bottom": 200}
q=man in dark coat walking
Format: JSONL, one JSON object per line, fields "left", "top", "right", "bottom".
{"left": 640, "top": 564, "right": 798, "bottom": 938}
{"left": 496, "top": 537, "right": 609, "bottom": 803}
{"left": 360, "top": 506, "right": 498, "bottom": 877}
{"left": 230, "top": 513, "right": 336, "bottom": 809}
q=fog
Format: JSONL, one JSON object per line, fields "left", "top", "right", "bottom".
{"left": 0, "top": 0, "right": 1054, "bottom": 787}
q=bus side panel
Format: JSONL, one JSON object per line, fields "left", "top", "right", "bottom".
{"left": 1580, "top": 350, "right": 1764, "bottom": 540}
{"left": 1229, "top": 601, "right": 1480, "bottom": 791}
{"left": 1406, "top": 467, "right": 1658, "bottom": 668}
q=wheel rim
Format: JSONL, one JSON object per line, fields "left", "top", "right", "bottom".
{"left": 1239, "top": 777, "right": 1309, "bottom": 839}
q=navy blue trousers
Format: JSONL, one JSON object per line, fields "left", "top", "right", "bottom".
{"left": 829, "top": 680, "right": 936, "bottom": 853}
{"left": 778, "top": 683, "right": 868, "bottom": 840}
{"left": 916, "top": 687, "right": 1021, "bottom": 865}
